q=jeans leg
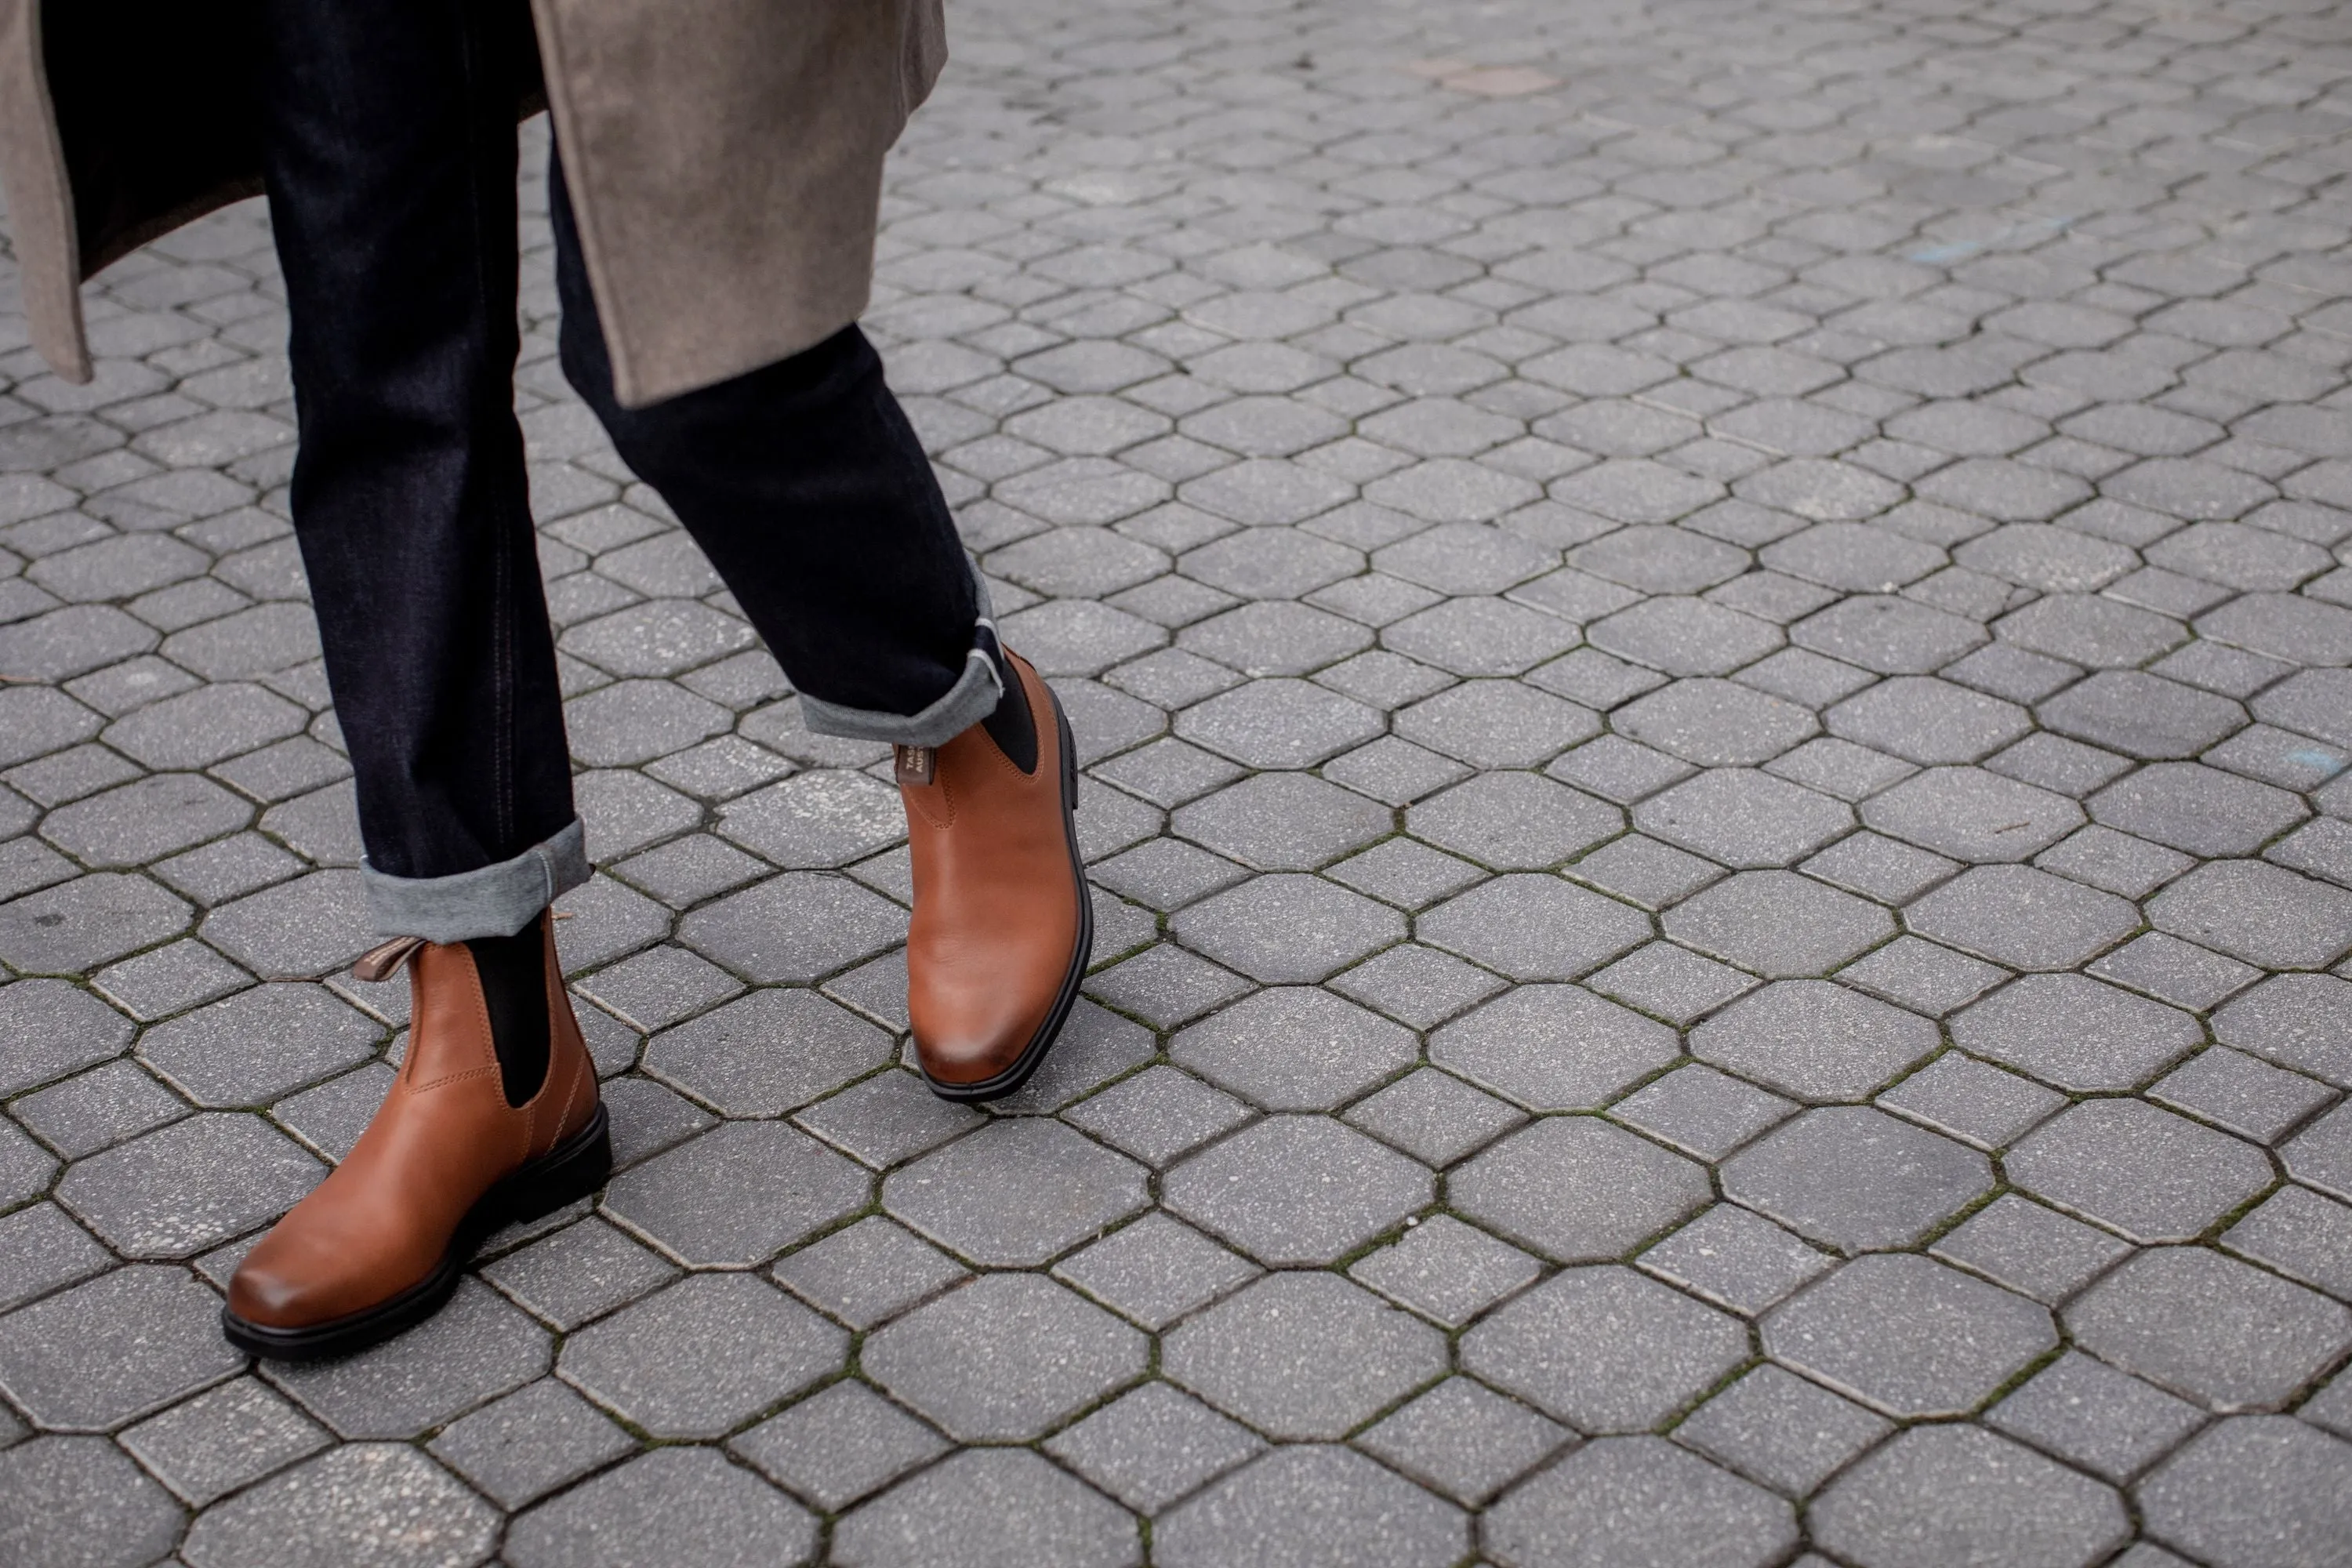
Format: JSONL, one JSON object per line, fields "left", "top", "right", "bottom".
{"left": 549, "top": 159, "right": 997, "bottom": 746}
{"left": 254, "top": 0, "right": 583, "bottom": 939}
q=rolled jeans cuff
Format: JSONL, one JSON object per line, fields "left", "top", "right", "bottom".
{"left": 797, "top": 560, "right": 1006, "bottom": 748}
{"left": 361, "top": 818, "right": 590, "bottom": 943}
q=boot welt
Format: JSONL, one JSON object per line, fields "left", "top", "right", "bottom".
{"left": 920, "top": 688, "right": 1095, "bottom": 1104}
{"left": 220, "top": 1102, "right": 612, "bottom": 1362}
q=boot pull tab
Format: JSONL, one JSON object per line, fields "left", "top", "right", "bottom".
{"left": 353, "top": 935, "right": 426, "bottom": 983}
{"left": 895, "top": 745, "right": 936, "bottom": 786}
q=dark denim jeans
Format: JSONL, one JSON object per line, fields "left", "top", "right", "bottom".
{"left": 252, "top": 0, "right": 988, "bottom": 942}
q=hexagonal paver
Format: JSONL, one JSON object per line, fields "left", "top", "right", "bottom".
{"left": 2063, "top": 1247, "right": 2352, "bottom": 1410}
{"left": 507, "top": 1446, "right": 817, "bottom": 1568}
{"left": 2007, "top": 1099, "right": 2273, "bottom": 1243}
{"left": 1764, "top": 1254, "right": 2057, "bottom": 1417}
{"left": 1811, "top": 1425, "right": 2127, "bottom": 1568}
{"left": 641, "top": 989, "right": 894, "bottom": 1116}
{"left": 1664, "top": 871, "right": 1896, "bottom": 977}
{"left": 1156, "top": 1445, "right": 1466, "bottom": 1568}
{"left": 2148, "top": 859, "right": 2352, "bottom": 971}
{"left": 1863, "top": 768, "right": 2084, "bottom": 864}
{"left": 883, "top": 1117, "right": 1149, "bottom": 1265}
{"left": 1406, "top": 771, "right": 1622, "bottom": 870}
{"left": 1163, "top": 1272, "right": 1447, "bottom": 1440}
{"left": 1428, "top": 985, "right": 1679, "bottom": 1111}
{"left": 1170, "top": 986, "right": 1416, "bottom": 1110}
{"left": 1462, "top": 1265, "right": 1749, "bottom": 1432}
{"left": 1951, "top": 973, "right": 2202, "bottom": 1092}
{"left": 1453, "top": 1116, "right": 1710, "bottom": 1262}
{"left": 182, "top": 1443, "right": 498, "bottom": 1568}
{"left": 1690, "top": 981, "right": 1939, "bottom": 1102}
{"left": 1725, "top": 1108, "right": 1994, "bottom": 1253}
{"left": 1168, "top": 873, "right": 1405, "bottom": 983}
{"left": 1634, "top": 769, "right": 1853, "bottom": 869}
{"left": 0, "top": 1264, "right": 242, "bottom": 1432}
{"left": 1164, "top": 1114, "right": 1432, "bottom": 1265}
{"left": 1171, "top": 771, "right": 1391, "bottom": 870}
{"left": 601, "top": 1120, "right": 869, "bottom": 1267}
{"left": 864, "top": 1273, "right": 1146, "bottom": 1441}
{"left": 1485, "top": 1436, "right": 1798, "bottom": 1568}
{"left": 1419, "top": 873, "right": 1652, "bottom": 982}
{"left": 1904, "top": 866, "right": 2139, "bottom": 971}
{"left": 2139, "top": 1416, "right": 2352, "bottom": 1568}
{"left": 559, "top": 1272, "right": 846, "bottom": 1439}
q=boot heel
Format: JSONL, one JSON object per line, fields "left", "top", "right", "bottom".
{"left": 503, "top": 1104, "right": 612, "bottom": 1225}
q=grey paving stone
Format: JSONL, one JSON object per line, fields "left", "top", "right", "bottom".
{"left": 1164, "top": 1113, "right": 1431, "bottom": 1265}
{"left": 479, "top": 1215, "right": 680, "bottom": 1332}
{"left": 1419, "top": 873, "right": 1652, "bottom": 981}
{"left": 1810, "top": 1425, "right": 2128, "bottom": 1568}
{"left": 93, "top": 938, "right": 252, "bottom": 1022}
{"left": 1429, "top": 984, "right": 1679, "bottom": 1112}
{"left": 1801, "top": 830, "right": 1959, "bottom": 906}
{"left": 602, "top": 1119, "right": 869, "bottom": 1268}
{"left": 834, "top": 1444, "right": 1137, "bottom": 1568}
{"left": 2216, "top": 973, "right": 2352, "bottom": 1090}
{"left": 1325, "top": 837, "right": 1486, "bottom": 911}
{"left": 2065, "top": 1247, "right": 2352, "bottom": 1411}
{"left": 770, "top": 1214, "right": 967, "bottom": 1330}
{"left": 1454, "top": 1112, "right": 1710, "bottom": 1263}
{"left": 1987, "top": 1351, "right": 2207, "bottom": 1484}
{"left": 1951, "top": 972, "right": 2202, "bottom": 1093}
{"left": 733, "top": 1378, "right": 949, "bottom": 1512}
{"left": 1176, "top": 677, "right": 1382, "bottom": 768}
{"left": 2223, "top": 1184, "right": 2352, "bottom": 1299}
{"left": 2150, "top": 858, "right": 2352, "bottom": 971}
{"left": 641, "top": 988, "right": 894, "bottom": 1117}
{"left": 1171, "top": 985, "right": 1414, "bottom": 1111}
{"left": 1406, "top": 770, "right": 1623, "bottom": 870}
{"left": 1863, "top": 766, "right": 2084, "bottom": 864}
{"left": 559, "top": 1271, "right": 847, "bottom": 1439}
{"left": 678, "top": 870, "right": 907, "bottom": 985}
{"left": 1634, "top": 768, "right": 1852, "bottom": 869}
{"left": 2008, "top": 1098, "right": 2274, "bottom": 1243}
{"left": 1462, "top": 1263, "right": 1747, "bottom": 1432}
{"left": 1343, "top": 1066, "right": 1527, "bottom": 1167}
{"left": 0, "top": 871, "right": 193, "bottom": 975}
{"left": 268, "top": 1277, "right": 549, "bottom": 1439}
{"left": 1046, "top": 1381, "right": 1265, "bottom": 1515}
{"left": 884, "top": 1116, "right": 1148, "bottom": 1265}
{"left": 506, "top": 1446, "right": 816, "bottom": 1568}
{"left": 1664, "top": 870, "right": 1896, "bottom": 977}
{"left": 1164, "top": 1271, "right": 1447, "bottom": 1440}
{"left": 1356, "top": 1377, "right": 1570, "bottom": 1508}
{"left": 119, "top": 1376, "right": 330, "bottom": 1508}
{"left": 1485, "top": 1434, "right": 1797, "bottom": 1568}
{"left": 1612, "top": 1064, "right": 1796, "bottom": 1162}
{"left": 0, "top": 1261, "right": 241, "bottom": 1431}
{"left": 13, "top": 1057, "right": 189, "bottom": 1159}
{"left": 2138, "top": 1415, "right": 2352, "bottom": 1568}
{"left": 1931, "top": 1195, "right": 2136, "bottom": 1307}
{"left": 597, "top": 1074, "right": 714, "bottom": 1169}
{"left": 1169, "top": 872, "right": 1404, "bottom": 983}
{"left": 2090, "top": 931, "right": 2261, "bottom": 1012}
{"left": 1060, "top": 1064, "right": 1253, "bottom": 1168}
{"left": 1053, "top": 1211, "right": 1260, "bottom": 1331}
{"left": 1396, "top": 679, "right": 1600, "bottom": 769}
{"left": 1692, "top": 981, "right": 1938, "bottom": 1103}
{"left": 1904, "top": 864, "right": 2140, "bottom": 971}
{"left": 1838, "top": 936, "right": 2009, "bottom": 1016}
{"left": 1156, "top": 1444, "right": 1463, "bottom": 1568}
{"left": 1724, "top": 1106, "right": 1992, "bottom": 1253}
{"left": 2090, "top": 761, "right": 2308, "bottom": 859}
{"left": 198, "top": 869, "right": 376, "bottom": 981}
{"left": 0, "top": 978, "right": 139, "bottom": 1100}
{"left": 1083, "top": 942, "right": 1254, "bottom": 1029}
{"left": 1764, "top": 1254, "right": 2058, "bottom": 1417}
{"left": 136, "top": 982, "right": 379, "bottom": 1109}
{"left": 1674, "top": 1362, "right": 1893, "bottom": 1497}
{"left": 866, "top": 1272, "right": 1146, "bottom": 1441}
{"left": 0, "top": 1201, "right": 112, "bottom": 1312}
{"left": 0, "top": 1434, "right": 185, "bottom": 1568}
{"left": 56, "top": 1110, "right": 320, "bottom": 1258}
{"left": 1639, "top": 1202, "right": 1836, "bottom": 1317}
{"left": 1351, "top": 1213, "right": 1542, "bottom": 1328}
{"left": 1876, "top": 1052, "right": 2066, "bottom": 1151}
{"left": 426, "top": 1377, "right": 634, "bottom": 1511}
{"left": 1328, "top": 941, "right": 1506, "bottom": 1029}
{"left": 1827, "top": 676, "right": 2031, "bottom": 764}
{"left": 181, "top": 1442, "right": 499, "bottom": 1568}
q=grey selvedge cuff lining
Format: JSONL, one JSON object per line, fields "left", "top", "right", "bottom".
{"left": 797, "top": 557, "right": 1007, "bottom": 748}
{"left": 361, "top": 817, "right": 590, "bottom": 943}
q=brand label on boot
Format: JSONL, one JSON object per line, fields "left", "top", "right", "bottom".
{"left": 895, "top": 745, "right": 937, "bottom": 786}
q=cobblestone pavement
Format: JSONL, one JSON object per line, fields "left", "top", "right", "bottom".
{"left": 5, "top": 0, "right": 2352, "bottom": 1563}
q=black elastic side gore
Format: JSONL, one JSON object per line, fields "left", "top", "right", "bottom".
{"left": 976, "top": 627, "right": 1038, "bottom": 775}
{"left": 465, "top": 927, "right": 551, "bottom": 1108}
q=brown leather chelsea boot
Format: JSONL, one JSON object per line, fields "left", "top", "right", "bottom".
{"left": 222, "top": 910, "right": 608, "bottom": 1359}
{"left": 898, "top": 644, "right": 1092, "bottom": 1101}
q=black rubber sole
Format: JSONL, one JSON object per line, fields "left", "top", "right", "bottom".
{"left": 921, "top": 688, "right": 1095, "bottom": 1104}
{"left": 221, "top": 1102, "right": 612, "bottom": 1362}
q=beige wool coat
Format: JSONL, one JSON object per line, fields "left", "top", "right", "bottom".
{"left": 0, "top": 0, "right": 946, "bottom": 407}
